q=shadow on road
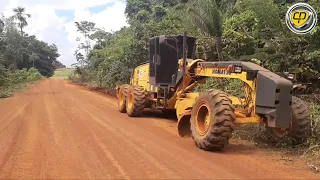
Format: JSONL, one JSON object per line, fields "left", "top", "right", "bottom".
{"left": 142, "top": 109, "right": 177, "bottom": 121}
{"left": 140, "top": 109, "right": 258, "bottom": 155}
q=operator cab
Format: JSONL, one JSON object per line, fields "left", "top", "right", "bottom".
{"left": 148, "top": 34, "right": 196, "bottom": 108}
{"left": 149, "top": 35, "right": 197, "bottom": 88}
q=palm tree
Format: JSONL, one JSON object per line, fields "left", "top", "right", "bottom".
{"left": 12, "top": 7, "right": 31, "bottom": 36}
{"left": 186, "top": 0, "right": 237, "bottom": 61}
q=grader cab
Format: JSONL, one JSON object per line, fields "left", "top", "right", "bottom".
{"left": 116, "top": 32, "right": 311, "bottom": 151}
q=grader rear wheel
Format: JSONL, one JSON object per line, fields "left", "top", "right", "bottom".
{"left": 117, "top": 84, "right": 130, "bottom": 113}
{"left": 126, "top": 85, "right": 146, "bottom": 117}
{"left": 190, "top": 89, "right": 236, "bottom": 151}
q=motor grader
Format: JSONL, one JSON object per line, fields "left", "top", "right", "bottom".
{"left": 116, "top": 32, "right": 311, "bottom": 151}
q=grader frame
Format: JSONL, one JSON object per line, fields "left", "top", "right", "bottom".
{"left": 116, "top": 32, "right": 311, "bottom": 151}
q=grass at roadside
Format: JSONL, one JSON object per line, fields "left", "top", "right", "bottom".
{"left": 0, "top": 81, "right": 38, "bottom": 98}
{"left": 232, "top": 99, "right": 320, "bottom": 172}
{"left": 0, "top": 68, "right": 43, "bottom": 99}
{"left": 52, "top": 68, "right": 74, "bottom": 78}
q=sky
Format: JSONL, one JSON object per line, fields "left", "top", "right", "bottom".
{"left": 0, "top": 0, "right": 129, "bottom": 67}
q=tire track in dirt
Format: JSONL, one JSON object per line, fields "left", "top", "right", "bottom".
{"left": 61, "top": 80, "right": 318, "bottom": 179}
{"left": 61, "top": 85, "right": 251, "bottom": 177}
{"left": 0, "top": 99, "right": 31, "bottom": 134}
{"left": 58, "top": 81, "right": 220, "bottom": 178}
{"left": 0, "top": 79, "right": 318, "bottom": 179}
{"left": 76, "top": 102, "right": 238, "bottom": 179}
{"left": 0, "top": 102, "right": 31, "bottom": 176}
{"left": 78, "top": 108, "right": 183, "bottom": 179}
{"left": 48, "top": 80, "right": 132, "bottom": 179}
{"left": 58, "top": 87, "right": 175, "bottom": 179}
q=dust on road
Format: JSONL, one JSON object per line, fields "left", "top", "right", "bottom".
{"left": 0, "top": 79, "right": 318, "bottom": 179}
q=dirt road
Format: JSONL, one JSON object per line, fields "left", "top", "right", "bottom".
{"left": 0, "top": 79, "right": 318, "bottom": 179}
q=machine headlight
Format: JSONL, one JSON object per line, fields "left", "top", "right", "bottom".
{"left": 287, "top": 73, "right": 294, "bottom": 80}
{"left": 234, "top": 66, "right": 242, "bottom": 73}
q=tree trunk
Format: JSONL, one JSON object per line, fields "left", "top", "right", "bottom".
{"left": 20, "top": 26, "right": 23, "bottom": 36}
{"left": 216, "top": 36, "right": 223, "bottom": 61}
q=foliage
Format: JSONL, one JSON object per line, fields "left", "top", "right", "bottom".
{"left": 12, "top": 6, "right": 31, "bottom": 35}
{"left": 0, "top": 8, "right": 60, "bottom": 77}
{"left": 0, "top": 6, "right": 62, "bottom": 98}
{"left": 74, "top": 21, "right": 96, "bottom": 66}
{"left": 53, "top": 60, "right": 66, "bottom": 69}
{"left": 9, "top": 67, "right": 42, "bottom": 84}
{"left": 71, "top": 0, "right": 320, "bottom": 90}
{"left": 309, "top": 103, "right": 320, "bottom": 146}
{"left": 0, "top": 68, "right": 42, "bottom": 98}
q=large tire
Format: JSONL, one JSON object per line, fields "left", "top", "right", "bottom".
{"left": 270, "top": 96, "right": 311, "bottom": 145}
{"left": 117, "top": 84, "right": 130, "bottom": 113}
{"left": 288, "top": 97, "right": 312, "bottom": 144}
{"left": 190, "top": 89, "right": 236, "bottom": 151}
{"left": 126, "top": 85, "right": 146, "bottom": 117}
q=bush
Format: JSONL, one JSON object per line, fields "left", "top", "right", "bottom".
{"left": 0, "top": 68, "right": 43, "bottom": 98}
{"left": 305, "top": 102, "right": 320, "bottom": 161}
{"left": 0, "top": 64, "right": 9, "bottom": 87}
{"left": 26, "top": 68, "right": 43, "bottom": 81}
{"left": 68, "top": 67, "right": 91, "bottom": 85}
{"left": 9, "top": 68, "right": 42, "bottom": 84}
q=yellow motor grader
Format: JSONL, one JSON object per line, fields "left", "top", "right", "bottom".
{"left": 116, "top": 32, "right": 311, "bottom": 151}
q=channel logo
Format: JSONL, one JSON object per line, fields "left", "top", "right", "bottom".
{"left": 286, "top": 3, "right": 317, "bottom": 34}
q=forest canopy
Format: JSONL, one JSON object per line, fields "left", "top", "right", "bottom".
{"left": 71, "top": 0, "right": 320, "bottom": 90}
{"left": 0, "top": 7, "right": 61, "bottom": 79}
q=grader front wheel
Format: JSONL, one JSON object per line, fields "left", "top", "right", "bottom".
{"left": 126, "top": 85, "right": 146, "bottom": 117}
{"left": 270, "top": 96, "right": 312, "bottom": 144}
{"left": 190, "top": 89, "right": 236, "bottom": 151}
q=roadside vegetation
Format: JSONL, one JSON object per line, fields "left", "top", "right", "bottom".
{"left": 52, "top": 68, "right": 74, "bottom": 79}
{"left": 0, "top": 7, "right": 63, "bottom": 98}
{"left": 68, "top": 0, "right": 319, "bottom": 168}
{"left": 0, "top": 68, "right": 42, "bottom": 98}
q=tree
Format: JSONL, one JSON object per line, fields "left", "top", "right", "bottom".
{"left": 0, "top": 9, "right": 60, "bottom": 90}
{"left": 12, "top": 7, "right": 31, "bottom": 36}
{"left": 73, "top": 0, "right": 320, "bottom": 92}
{"left": 75, "top": 21, "right": 96, "bottom": 62}
{"left": 125, "top": 0, "right": 152, "bottom": 21}
{"left": 0, "top": 18, "right": 4, "bottom": 33}
{"left": 53, "top": 60, "right": 66, "bottom": 69}
{"left": 185, "top": 0, "right": 237, "bottom": 61}
{"left": 89, "top": 28, "right": 113, "bottom": 49}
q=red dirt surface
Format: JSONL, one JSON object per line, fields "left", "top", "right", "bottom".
{"left": 0, "top": 79, "right": 318, "bottom": 179}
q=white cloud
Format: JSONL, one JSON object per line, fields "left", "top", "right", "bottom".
{"left": 65, "top": 1, "right": 128, "bottom": 66}
{"left": 3, "top": 0, "right": 119, "bottom": 11}
{"left": 1, "top": 0, "right": 128, "bottom": 67}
